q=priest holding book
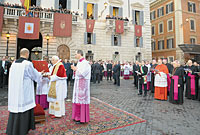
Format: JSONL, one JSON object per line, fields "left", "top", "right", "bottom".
{"left": 71, "top": 50, "right": 91, "bottom": 124}
{"left": 47, "top": 56, "right": 67, "bottom": 118}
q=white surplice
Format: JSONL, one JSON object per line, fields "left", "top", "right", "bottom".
{"left": 154, "top": 72, "right": 168, "bottom": 87}
{"left": 8, "top": 60, "right": 42, "bottom": 113}
{"left": 72, "top": 59, "right": 91, "bottom": 104}
{"left": 123, "top": 64, "right": 130, "bottom": 75}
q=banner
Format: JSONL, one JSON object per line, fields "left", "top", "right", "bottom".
{"left": 0, "top": 6, "right": 3, "bottom": 33}
{"left": 53, "top": 13, "right": 72, "bottom": 37}
{"left": 86, "top": 19, "right": 95, "bottom": 33}
{"left": 115, "top": 20, "right": 124, "bottom": 34}
{"left": 18, "top": 16, "right": 40, "bottom": 39}
{"left": 135, "top": 25, "right": 142, "bottom": 37}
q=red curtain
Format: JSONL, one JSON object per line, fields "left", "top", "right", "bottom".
{"left": 135, "top": 25, "right": 142, "bottom": 37}
{"left": 53, "top": 13, "right": 72, "bottom": 37}
{"left": 86, "top": 19, "right": 95, "bottom": 33}
{"left": 0, "top": 6, "right": 4, "bottom": 33}
{"left": 115, "top": 20, "right": 124, "bottom": 34}
{"left": 18, "top": 16, "right": 40, "bottom": 39}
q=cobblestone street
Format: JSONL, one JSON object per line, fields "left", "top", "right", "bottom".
{"left": 0, "top": 79, "right": 200, "bottom": 135}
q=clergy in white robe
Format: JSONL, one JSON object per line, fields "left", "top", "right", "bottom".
{"left": 123, "top": 63, "right": 131, "bottom": 80}
{"left": 47, "top": 56, "right": 67, "bottom": 118}
{"left": 71, "top": 50, "right": 91, "bottom": 124}
{"left": 6, "top": 48, "right": 42, "bottom": 135}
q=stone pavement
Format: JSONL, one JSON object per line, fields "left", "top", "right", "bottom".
{"left": 0, "top": 79, "right": 200, "bottom": 135}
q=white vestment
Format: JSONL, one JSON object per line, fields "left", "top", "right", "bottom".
{"left": 123, "top": 64, "right": 130, "bottom": 75}
{"left": 72, "top": 59, "right": 91, "bottom": 104}
{"left": 154, "top": 72, "right": 168, "bottom": 87}
{"left": 8, "top": 60, "right": 41, "bottom": 113}
{"left": 47, "top": 61, "right": 67, "bottom": 117}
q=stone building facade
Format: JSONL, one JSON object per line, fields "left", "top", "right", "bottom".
{"left": 0, "top": 0, "right": 152, "bottom": 62}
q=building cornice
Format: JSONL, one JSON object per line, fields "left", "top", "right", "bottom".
{"left": 108, "top": 0, "right": 124, "bottom": 5}
{"left": 131, "top": 2, "right": 144, "bottom": 9}
{"left": 150, "top": 0, "right": 172, "bottom": 9}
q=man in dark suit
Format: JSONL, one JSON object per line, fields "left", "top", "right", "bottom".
{"left": 93, "top": 61, "right": 101, "bottom": 84}
{"left": 107, "top": 61, "right": 112, "bottom": 81}
{"left": 113, "top": 61, "right": 121, "bottom": 86}
{"left": 137, "top": 60, "right": 148, "bottom": 97}
{"left": 0, "top": 56, "right": 11, "bottom": 88}
{"left": 133, "top": 61, "right": 139, "bottom": 87}
{"left": 63, "top": 59, "right": 73, "bottom": 86}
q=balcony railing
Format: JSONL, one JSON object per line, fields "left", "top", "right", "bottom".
{"left": 106, "top": 19, "right": 130, "bottom": 30}
{"left": 3, "top": 7, "right": 79, "bottom": 24}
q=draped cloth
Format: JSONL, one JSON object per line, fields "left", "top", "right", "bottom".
{"left": 72, "top": 58, "right": 91, "bottom": 123}
{"left": 154, "top": 64, "right": 169, "bottom": 100}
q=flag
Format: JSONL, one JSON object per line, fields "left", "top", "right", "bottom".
{"left": 53, "top": 13, "right": 72, "bottom": 37}
{"left": 18, "top": 16, "right": 40, "bottom": 39}
{"left": 135, "top": 25, "right": 142, "bottom": 37}
{"left": 115, "top": 20, "right": 124, "bottom": 34}
{"left": 0, "top": 6, "right": 3, "bottom": 33}
{"left": 20, "top": 0, "right": 30, "bottom": 11}
{"left": 86, "top": 19, "right": 95, "bottom": 33}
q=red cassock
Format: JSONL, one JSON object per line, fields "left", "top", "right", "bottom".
{"left": 51, "top": 64, "right": 67, "bottom": 78}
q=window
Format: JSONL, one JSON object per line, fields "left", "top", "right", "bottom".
{"left": 151, "top": 41, "right": 156, "bottom": 51}
{"left": 87, "top": 3, "right": 94, "bottom": 19}
{"left": 157, "top": 7, "right": 164, "bottom": 18}
{"left": 190, "top": 19, "right": 195, "bottom": 31}
{"left": 87, "top": 33, "right": 92, "bottom": 44}
{"left": 158, "top": 40, "right": 164, "bottom": 50}
{"left": 190, "top": 38, "right": 196, "bottom": 44}
{"left": 134, "top": 36, "right": 143, "bottom": 48}
{"left": 150, "top": 11, "right": 156, "bottom": 20}
{"left": 113, "top": 7, "right": 119, "bottom": 17}
{"left": 158, "top": 22, "right": 163, "bottom": 34}
{"left": 31, "top": 0, "right": 36, "bottom": 6}
{"left": 167, "top": 38, "right": 174, "bottom": 49}
{"left": 151, "top": 26, "right": 155, "bottom": 35}
{"left": 132, "top": 10, "right": 144, "bottom": 25}
{"left": 112, "top": 35, "right": 121, "bottom": 46}
{"left": 188, "top": 2, "right": 196, "bottom": 13}
{"left": 167, "top": 19, "right": 173, "bottom": 32}
{"left": 84, "top": 32, "right": 96, "bottom": 45}
{"left": 84, "top": 2, "right": 98, "bottom": 20}
{"left": 166, "top": 2, "right": 174, "bottom": 14}
{"left": 110, "top": 6, "right": 123, "bottom": 17}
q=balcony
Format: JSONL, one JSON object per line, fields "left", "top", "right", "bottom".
{"left": 3, "top": 7, "right": 79, "bottom": 24}
{"left": 106, "top": 19, "right": 130, "bottom": 32}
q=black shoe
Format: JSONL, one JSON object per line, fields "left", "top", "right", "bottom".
{"left": 75, "top": 121, "right": 85, "bottom": 124}
{"left": 138, "top": 93, "right": 142, "bottom": 95}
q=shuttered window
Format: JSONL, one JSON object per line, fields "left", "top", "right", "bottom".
{"left": 83, "top": 2, "right": 98, "bottom": 20}
{"left": 84, "top": 32, "right": 96, "bottom": 45}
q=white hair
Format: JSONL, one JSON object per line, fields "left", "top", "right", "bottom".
{"left": 52, "top": 56, "right": 59, "bottom": 61}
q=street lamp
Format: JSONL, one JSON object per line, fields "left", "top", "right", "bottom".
{"left": 6, "top": 32, "right": 10, "bottom": 56}
{"left": 46, "top": 34, "right": 49, "bottom": 56}
{"left": 104, "top": 2, "right": 108, "bottom": 8}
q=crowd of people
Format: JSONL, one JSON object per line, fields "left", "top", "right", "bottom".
{"left": 1, "top": 50, "right": 200, "bottom": 135}
{"left": 0, "top": 2, "right": 79, "bottom": 15}
{"left": 106, "top": 15, "right": 129, "bottom": 21}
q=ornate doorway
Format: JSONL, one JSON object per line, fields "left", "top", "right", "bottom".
{"left": 57, "top": 45, "right": 70, "bottom": 61}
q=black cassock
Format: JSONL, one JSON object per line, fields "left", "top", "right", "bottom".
{"left": 185, "top": 65, "right": 199, "bottom": 100}
{"left": 169, "top": 67, "right": 184, "bottom": 104}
